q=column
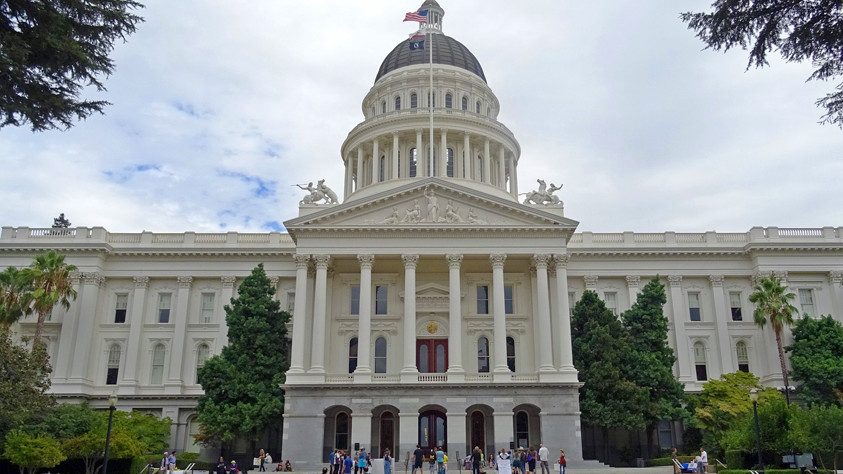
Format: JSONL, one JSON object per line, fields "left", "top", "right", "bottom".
{"left": 344, "top": 158, "right": 351, "bottom": 198}
{"left": 446, "top": 408, "right": 467, "bottom": 463}
{"left": 511, "top": 156, "right": 519, "bottom": 196}
{"left": 533, "top": 255, "right": 555, "bottom": 373}
{"left": 440, "top": 129, "right": 448, "bottom": 177}
{"left": 402, "top": 255, "right": 419, "bottom": 377}
{"left": 398, "top": 411, "right": 419, "bottom": 462}
{"left": 463, "top": 133, "right": 470, "bottom": 179}
{"left": 356, "top": 147, "right": 364, "bottom": 190}
{"left": 288, "top": 255, "right": 310, "bottom": 374}
{"left": 120, "top": 276, "right": 149, "bottom": 392}
{"left": 490, "top": 254, "right": 509, "bottom": 377}
{"left": 830, "top": 271, "right": 843, "bottom": 322}
{"left": 416, "top": 129, "right": 423, "bottom": 177}
{"left": 667, "top": 275, "right": 693, "bottom": 382}
{"left": 626, "top": 275, "right": 640, "bottom": 310}
{"left": 710, "top": 275, "right": 734, "bottom": 375}
{"left": 70, "top": 272, "right": 103, "bottom": 382}
{"left": 493, "top": 411, "right": 514, "bottom": 448}
{"left": 498, "top": 147, "right": 506, "bottom": 189}
{"left": 447, "top": 254, "right": 464, "bottom": 376}
{"left": 55, "top": 273, "right": 82, "bottom": 380}
{"left": 483, "top": 139, "right": 491, "bottom": 183}
{"left": 168, "top": 276, "right": 192, "bottom": 386}
{"left": 351, "top": 412, "right": 373, "bottom": 451}
{"left": 372, "top": 139, "right": 380, "bottom": 184}
{"left": 308, "top": 255, "right": 331, "bottom": 374}
{"left": 219, "top": 276, "right": 236, "bottom": 348}
{"left": 392, "top": 133, "right": 400, "bottom": 179}
{"left": 548, "top": 267, "right": 560, "bottom": 369}
{"left": 355, "top": 255, "right": 374, "bottom": 378}
{"left": 554, "top": 255, "right": 576, "bottom": 375}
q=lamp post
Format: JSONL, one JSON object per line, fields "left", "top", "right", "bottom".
{"left": 750, "top": 389, "right": 763, "bottom": 474}
{"left": 103, "top": 392, "right": 118, "bottom": 474}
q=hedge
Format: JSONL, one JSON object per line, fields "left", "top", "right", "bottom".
{"left": 647, "top": 456, "right": 696, "bottom": 467}
{"left": 719, "top": 470, "right": 833, "bottom": 474}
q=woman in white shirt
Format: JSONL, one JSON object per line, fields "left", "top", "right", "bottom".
{"left": 496, "top": 449, "right": 512, "bottom": 474}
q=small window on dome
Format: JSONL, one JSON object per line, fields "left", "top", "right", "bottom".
{"left": 487, "top": 107, "right": 491, "bottom": 116}
{"left": 445, "top": 93, "right": 453, "bottom": 108}
{"left": 446, "top": 148, "right": 454, "bottom": 177}
{"left": 395, "top": 96, "right": 401, "bottom": 111}
{"left": 475, "top": 101, "right": 481, "bottom": 114}
{"left": 411, "top": 92, "right": 418, "bottom": 108}
{"left": 381, "top": 100, "right": 387, "bottom": 114}
{"left": 409, "top": 148, "right": 418, "bottom": 177}
{"left": 461, "top": 96, "right": 468, "bottom": 111}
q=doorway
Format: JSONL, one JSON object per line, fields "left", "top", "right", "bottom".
{"left": 417, "top": 339, "right": 448, "bottom": 373}
{"left": 418, "top": 410, "right": 447, "bottom": 454}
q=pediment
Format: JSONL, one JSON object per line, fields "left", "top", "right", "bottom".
{"left": 284, "top": 178, "right": 579, "bottom": 231}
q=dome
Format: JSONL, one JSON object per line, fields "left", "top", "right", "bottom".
{"left": 375, "top": 34, "right": 486, "bottom": 83}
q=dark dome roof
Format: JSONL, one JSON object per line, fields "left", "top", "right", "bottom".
{"left": 375, "top": 34, "right": 486, "bottom": 83}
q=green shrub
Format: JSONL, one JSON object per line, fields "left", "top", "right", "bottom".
{"left": 724, "top": 450, "right": 748, "bottom": 469}
{"left": 647, "top": 456, "right": 695, "bottom": 466}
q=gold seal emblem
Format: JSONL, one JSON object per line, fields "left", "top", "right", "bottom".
{"left": 426, "top": 321, "right": 439, "bottom": 334}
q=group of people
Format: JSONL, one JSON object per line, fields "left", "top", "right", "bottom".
{"left": 485, "top": 445, "right": 566, "bottom": 474}
{"left": 672, "top": 447, "right": 708, "bottom": 474}
{"left": 326, "top": 447, "right": 393, "bottom": 474}
{"left": 159, "top": 451, "right": 177, "bottom": 473}
{"left": 211, "top": 451, "right": 292, "bottom": 474}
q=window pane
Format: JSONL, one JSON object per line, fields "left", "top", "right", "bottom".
{"left": 376, "top": 285, "right": 388, "bottom": 315}
{"left": 375, "top": 337, "right": 387, "bottom": 373}
{"left": 348, "top": 338, "right": 358, "bottom": 373}
{"left": 151, "top": 345, "right": 165, "bottom": 384}
{"left": 106, "top": 367, "right": 119, "bottom": 385}
{"left": 435, "top": 343, "right": 446, "bottom": 373}
{"left": 477, "top": 285, "right": 489, "bottom": 314}
{"left": 350, "top": 285, "right": 360, "bottom": 315}
{"left": 799, "top": 289, "right": 815, "bottom": 316}
{"left": 158, "top": 293, "right": 171, "bottom": 323}
{"left": 477, "top": 337, "right": 489, "bottom": 373}
{"left": 568, "top": 292, "right": 576, "bottom": 315}
{"left": 506, "top": 336, "right": 515, "bottom": 372}
{"left": 201, "top": 293, "right": 215, "bottom": 323}
{"left": 418, "top": 344, "right": 429, "bottom": 373}
{"left": 604, "top": 292, "right": 617, "bottom": 316}
{"left": 504, "top": 285, "right": 514, "bottom": 314}
{"left": 411, "top": 93, "right": 418, "bottom": 108}
{"left": 695, "top": 364, "right": 708, "bottom": 381}
{"left": 688, "top": 292, "right": 701, "bottom": 321}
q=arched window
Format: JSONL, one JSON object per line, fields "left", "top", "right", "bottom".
{"left": 151, "top": 343, "right": 166, "bottom": 385}
{"left": 736, "top": 341, "right": 750, "bottom": 373}
{"left": 195, "top": 343, "right": 210, "bottom": 383}
{"left": 445, "top": 93, "right": 453, "bottom": 108}
{"left": 446, "top": 148, "right": 454, "bottom": 177}
{"left": 515, "top": 411, "right": 529, "bottom": 448}
{"left": 335, "top": 412, "right": 350, "bottom": 450}
{"left": 381, "top": 100, "right": 387, "bottom": 114}
{"left": 410, "top": 92, "right": 418, "bottom": 108}
{"left": 694, "top": 341, "right": 707, "bottom": 381}
{"left": 475, "top": 101, "right": 481, "bottom": 114}
{"left": 106, "top": 344, "right": 121, "bottom": 385}
{"left": 348, "top": 337, "right": 358, "bottom": 373}
{"left": 186, "top": 417, "right": 202, "bottom": 453}
{"left": 379, "top": 156, "right": 386, "bottom": 182}
{"left": 506, "top": 336, "right": 516, "bottom": 372}
{"left": 395, "top": 95, "right": 401, "bottom": 111}
{"left": 477, "top": 337, "right": 490, "bottom": 373}
{"left": 461, "top": 96, "right": 468, "bottom": 111}
{"left": 409, "top": 148, "right": 418, "bottom": 177}
{"left": 374, "top": 337, "right": 387, "bottom": 373}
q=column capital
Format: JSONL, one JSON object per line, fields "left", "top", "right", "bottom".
{"left": 446, "top": 254, "right": 463, "bottom": 268}
{"left": 313, "top": 254, "right": 332, "bottom": 269}
{"left": 70, "top": 271, "right": 82, "bottom": 285}
{"left": 221, "top": 276, "right": 237, "bottom": 288}
{"left": 773, "top": 270, "right": 789, "bottom": 282}
{"left": 584, "top": 275, "right": 598, "bottom": 289}
{"left": 133, "top": 276, "right": 150, "bottom": 289}
{"left": 269, "top": 276, "right": 280, "bottom": 287}
{"left": 401, "top": 254, "right": 419, "bottom": 268}
{"left": 358, "top": 254, "right": 375, "bottom": 269}
{"left": 177, "top": 276, "right": 193, "bottom": 289}
{"left": 392, "top": 132, "right": 399, "bottom": 138}
{"left": 293, "top": 254, "right": 310, "bottom": 268}
{"left": 489, "top": 253, "right": 507, "bottom": 269}
{"left": 626, "top": 275, "right": 640, "bottom": 288}
{"left": 553, "top": 254, "right": 569, "bottom": 269}
{"left": 83, "top": 272, "right": 105, "bottom": 286}
{"left": 830, "top": 271, "right": 843, "bottom": 284}
{"left": 532, "top": 254, "right": 551, "bottom": 268}
{"left": 709, "top": 275, "right": 724, "bottom": 287}
{"left": 667, "top": 275, "right": 683, "bottom": 287}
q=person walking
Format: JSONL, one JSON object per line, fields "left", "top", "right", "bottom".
{"left": 471, "top": 447, "right": 483, "bottom": 474}
{"left": 259, "top": 448, "right": 267, "bottom": 472}
{"left": 168, "top": 451, "right": 177, "bottom": 472}
{"left": 496, "top": 449, "right": 512, "bottom": 474}
{"left": 557, "top": 451, "right": 566, "bottom": 474}
{"left": 384, "top": 449, "right": 393, "bottom": 474}
{"left": 538, "top": 445, "right": 549, "bottom": 474}
{"left": 698, "top": 447, "right": 708, "bottom": 474}
{"left": 527, "top": 448, "right": 536, "bottom": 474}
{"left": 358, "top": 448, "right": 369, "bottom": 474}
{"left": 160, "top": 452, "right": 170, "bottom": 474}
{"left": 413, "top": 445, "right": 424, "bottom": 474}
{"left": 215, "top": 456, "right": 227, "bottom": 474}
{"left": 435, "top": 446, "right": 445, "bottom": 474}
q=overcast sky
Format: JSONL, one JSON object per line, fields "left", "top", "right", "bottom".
{"left": 1, "top": 1, "right": 841, "bottom": 233}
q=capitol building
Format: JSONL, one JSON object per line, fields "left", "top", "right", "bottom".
{"left": 3, "top": 0, "right": 843, "bottom": 468}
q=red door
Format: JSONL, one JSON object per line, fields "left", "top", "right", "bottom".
{"left": 416, "top": 339, "right": 448, "bottom": 373}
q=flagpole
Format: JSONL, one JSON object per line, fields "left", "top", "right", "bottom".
{"left": 427, "top": 15, "right": 434, "bottom": 177}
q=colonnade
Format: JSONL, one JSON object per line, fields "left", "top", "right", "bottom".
{"left": 342, "top": 130, "right": 518, "bottom": 199}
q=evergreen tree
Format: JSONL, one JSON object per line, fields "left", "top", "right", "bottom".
{"left": 0, "top": 326, "right": 53, "bottom": 441}
{"left": 196, "top": 264, "right": 290, "bottom": 447}
{"left": 622, "top": 278, "right": 687, "bottom": 456}
{"left": 788, "top": 314, "right": 843, "bottom": 406}
{"left": 572, "top": 290, "right": 648, "bottom": 452}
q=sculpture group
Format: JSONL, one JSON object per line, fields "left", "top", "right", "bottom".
{"left": 379, "top": 188, "right": 487, "bottom": 225}
{"left": 522, "top": 179, "right": 562, "bottom": 205}
{"left": 297, "top": 179, "right": 339, "bottom": 205}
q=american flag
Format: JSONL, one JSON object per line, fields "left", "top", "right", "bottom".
{"left": 403, "top": 9, "right": 428, "bottom": 23}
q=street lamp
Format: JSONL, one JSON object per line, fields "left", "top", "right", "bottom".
{"left": 750, "top": 389, "right": 763, "bottom": 474}
{"left": 103, "top": 392, "right": 118, "bottom": 474}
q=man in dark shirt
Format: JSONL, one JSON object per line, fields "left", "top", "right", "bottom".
{"left": 413, "top": 445, "right": 424, "bottom": 474}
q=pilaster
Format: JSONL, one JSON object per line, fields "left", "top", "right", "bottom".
{"left": 490, "top": 254, "right": 509, "bottom": 380}
{"left": 308, "top": 255, "right": 331, "bottom": 374}
{"left": 446, "top": 254, "right": 464, "bottom": 379}
{"left": 166, "top": 276, "right": 192, "bottom": 391}
{"left": 401, "top": 255, "right": 420, "bottom": 379}
{"left": 533, "top": 254, "right": 556, "bottom": 376}
{"left": 553, "top": 255, "right": 576, "bottom": 379}
{"left": 667, "top": 275, "right": 693, "bottom": 382}
{"left": 710, "top": 275, "right": 733, "bottom": 376}
{"left": 289, "top": 254, "right": 311, "bottom": 374}
{"left": 355, "top": 254, "right": 375, "bottom": 381}
{"left": 69, "top": 272, "right": 104, "bottom": 383}
{"left": 218, "top": 276, "right": 236, "bottom": 348}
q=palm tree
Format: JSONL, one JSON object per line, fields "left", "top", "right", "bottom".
{"left": 27, "top": 251, "right": 77, "bottom": 349}
{"left": 748, "top": 274, "right": 798, "bottom": 394}
{"left": 0, "top": 266, "right": 34, "bottom": 326}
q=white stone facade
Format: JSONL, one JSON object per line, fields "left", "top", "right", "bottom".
{"left": 2, "top": 0, "right": 843, "bottom": 468}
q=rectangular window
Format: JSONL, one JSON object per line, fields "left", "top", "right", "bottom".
{"left": 798, "top": 288, "right": 815, "bottom": 317}
{"left": 476, "top": 285, "right": 489, "bottom": 314}
{"left": 568, "top": 291, "right": 576, "bottom": 315}
{"left": 375, "top": 285, "right": 388, "bottom": 315}
{"left": 350, "top": 285, "right": 360, "bottom": 315}
{"left": 114, "top": 294, "right": 128, "bottom": 324}
{"left": 504, "top": 285, "right": 514, "bottom": 315}
{"left": 158, "top": 293, "right": 172, "bottom": 323}
{"left": 695, "top": 364, "right": 708, "bottom": 381}
{"left": 106, "top": 368, "right": 119, "bottom": 385}
{"left": 200, "top": 293, "right": 215, "bottom": 323}
{"left": 729, "top": 291, "right": 742, "bottom": 321}
{"left": 604, "top": 292, "right": 618, "bottom": 316}
{"left": 688, "top": 292, "right": 701, "bottom": 321}
{"left": 286, "top": 291, "right": 295, "bottom": 313}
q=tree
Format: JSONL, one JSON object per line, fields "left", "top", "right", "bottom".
{"left": 26, "top": 251, "right": 77, "bottom": 349}
{"left": 196, "top": 263, "right": 291, "bottom": 447}
{"left": 748, "top": 274, "right": 797, "bottom": 393}
{"left": 572, "top": 290, "right": 648, "bottom": 455}
{"left": 2, "top": 429, "right": 66, "bottom": 474}
{"left": 788, "top": 314, "right": 843, "bottom": 406}
{"left": 621, "top": 278, "right": 688, "bottom": 457}
{"left": 682, "top": 1, "right": 843, "bottom": 127}
{"left": 721, "top": 391, "right": 792, "bottom": 457}
{"left": 0, "top": 326, "right": 53, "bottom": 441}
{"left": 0, "top": 267, "right": 33, "bottom": 326}
{"left": 0, "top": 0, "right": 144, "bottom": 131}
{"left": 693, "top": 371, "right": 773, "bottom": 452}
{"left": 790, "top": 404, "right": 843, "bottom": 472}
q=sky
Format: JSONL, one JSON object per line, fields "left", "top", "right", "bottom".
{"left": 1, "top": 1, "right": 841, "bottom": 233}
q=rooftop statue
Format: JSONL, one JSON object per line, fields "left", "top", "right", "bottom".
{"left": 522, "top": 179, "right": 562, "bottom": 206}
{"left": 296, "top": 179, "right": 339, "bottom": 205}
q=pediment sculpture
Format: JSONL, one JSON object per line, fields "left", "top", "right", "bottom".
{"left": 377, "top": 188, "right": 488, "bottom": 225}
{"left": 296, "top": 179, "right": 339, "bottom": 205}
{"left": 522, "top": 179, "right": 562, "bottom": 205}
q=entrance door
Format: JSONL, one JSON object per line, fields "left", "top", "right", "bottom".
{"left": 470, "top": 411, "right": 485, "bottom": 452}
{"left": 418, "top": 410, "right": 447, "bottom": 455}
{"left": 417, "top": 339, "right": 448, "bottom": 373}
{"left": 380, "top": 412, "right": 395, "bottom": 457}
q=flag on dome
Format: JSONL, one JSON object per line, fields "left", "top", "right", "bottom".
{"left": 403, "top": 9, "right": 428, "bottom": 23}
{"left": 408, "top": 33, "right": 425, "bottom": 51}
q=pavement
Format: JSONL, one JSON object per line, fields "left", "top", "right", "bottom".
{"left": 238, "top": 468, "right": 675, "bottom": 474}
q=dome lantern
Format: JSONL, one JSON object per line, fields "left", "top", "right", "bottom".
{"left": 421, "top": 0, "right": 444, "bottom": 34}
